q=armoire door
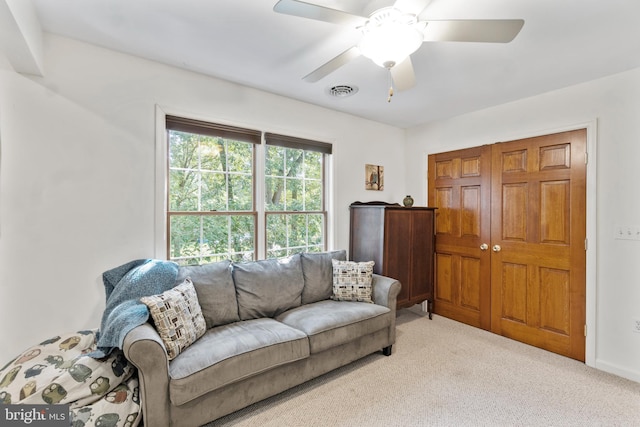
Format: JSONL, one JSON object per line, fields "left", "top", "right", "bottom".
{"left": 384, "top": 209, "right": 436, "bottom": 308}
{"left": 384, "top": 209, "right": 413, "bottom": 305}
{"left": 428, "top": 129, "right": 586, "bottom": 361}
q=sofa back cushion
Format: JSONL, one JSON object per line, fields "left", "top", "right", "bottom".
{"left": 300, "top": 250, "right": 347, "bottom": 304}
{"left": 233, "top": 254, "right": 304, "bottom": 320}
{"left": 176, "top": 260, "right": 240, "bottom": 328}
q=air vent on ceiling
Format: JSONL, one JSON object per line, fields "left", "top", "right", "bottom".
{"left": 327, "top": 85, "right": 358, "bottom": 98}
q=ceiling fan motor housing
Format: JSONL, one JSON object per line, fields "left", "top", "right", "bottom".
{"left": 358, "top": 7, "right": 423, "bottom": 68}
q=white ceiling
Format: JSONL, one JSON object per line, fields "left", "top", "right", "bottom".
{"left": 27, "top": 0, "right": 640, "bottom": 128}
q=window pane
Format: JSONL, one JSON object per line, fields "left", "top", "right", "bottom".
{"left": 201, "top": 171, "right": 227, "bottom": 211}
{"left": 288, "top": 214, "right": 307, "bottom": 248}
{"left": 286, "top": 178, "right": 304, "bottom": 211}
{"left": 308, "top": 214, "right": 324, "bottom": 246}
{"left": 169, "top": 131, "right": 198, "bottom": 170}
{"left": 266, "top": 214, "right": 287, "bottom": 252}
{"left": 304, "top": 151, "right": 322, "bottom": 179}
{"left": 229, "top": 174, "right": 253, "bottom": 211}
{"left": 200, "top": 137, "right": 225, "bottom": 172}
{"left": 201, "top": 215, "right": 231, "bottom": 256}
{"left": 170, "top": 215, "right": 201, "bottom": 264}
{"left": 227, "top": 141, "right": 253, "bottom": 173}
{"left": 230, "top": 215, "right": 255, "bottom": 256}
{"left": 169, "top": 169, "right": 198, "bottom": 211}
{"left": 267, "top": 248, "right": 289, "bottom": 259}
{"left": 305, "top": 180, "right": 322, "bottom": 211}
{"left": 265, "top": 176, "right": 285, "bottom": 211}
{"left": 265, "top": 145, "right": 285, "bottom": 176}
{"left": 285, "top": 148, "right": 305, "bottom": 178}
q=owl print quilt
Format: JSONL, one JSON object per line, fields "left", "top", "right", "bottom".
{"left": 0, "top": 329, "right": 141, "bottom": 427}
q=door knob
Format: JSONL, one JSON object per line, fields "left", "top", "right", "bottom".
{"left": 492, "top": 245, "right": 502, "bottom": 252}
{"left": 480, "top": 243, "right": 489, "bottom": 251}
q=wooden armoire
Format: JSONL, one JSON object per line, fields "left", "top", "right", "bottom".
{"left": 348, "top": 202, "right": 436, "bottom": 317}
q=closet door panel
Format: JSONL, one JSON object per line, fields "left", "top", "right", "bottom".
{"left": 429, "top": 145, "right": 492, "bottom": 330}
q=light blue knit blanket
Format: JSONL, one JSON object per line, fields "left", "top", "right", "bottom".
{"left": 90, "top": 259, "right": 179, "bottom": 358}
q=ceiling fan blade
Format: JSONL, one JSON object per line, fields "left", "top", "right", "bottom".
{"left": 390, "top": 57, "right": 416, "bottom": 91}
{"left": 303, "top": 46, "right": 362, "bottom": 83}
{"left": 273, "top": 0, "right": 367, "bottom": 27}
{"left": 422, "top": 19, "right": 525, "bottom": 43}
{"left": 393, "top": 0, "right": 433, "bottom": 15}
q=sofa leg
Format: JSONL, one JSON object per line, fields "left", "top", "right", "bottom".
{"left": 382, "top": 345, "right": 392, "bottom": 356}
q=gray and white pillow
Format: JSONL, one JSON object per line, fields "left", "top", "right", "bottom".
{"left": 331, "top": 259, "right": 375, "bottom": 303}
{"left": 141, "top": 278, "right": 206, "bottom": 360}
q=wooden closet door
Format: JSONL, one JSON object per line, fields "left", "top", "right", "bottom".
{"left": 490, "top": 129, "right": 586, "bottom": 361}
{"left": 428, "top": 129, "right": 586, "bottom": 361}
{"left": 428, "top": 145, "right": 492, "bottom": 329}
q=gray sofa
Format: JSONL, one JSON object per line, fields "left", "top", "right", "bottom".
{"left": 123, "top": 250, "right": 401, "bottom": 427}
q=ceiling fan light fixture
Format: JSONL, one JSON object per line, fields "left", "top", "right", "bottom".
{"left": 358, "top": 8, "right": 423, "bottom": 68}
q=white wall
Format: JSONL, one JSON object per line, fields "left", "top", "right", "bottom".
{"left": 0, "top": 34, "right": 407, "bottom": 363}
{"left": 405, "top": 67, "right": 640, "bottom": 382}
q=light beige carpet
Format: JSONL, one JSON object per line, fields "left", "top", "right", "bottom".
{"left": 206, "top": 307, "right": 640, "bottom": 426}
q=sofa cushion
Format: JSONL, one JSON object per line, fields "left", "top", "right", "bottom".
{"left": 140, "top": 278, "right": 206, "bottom": 360}
{"left": 300, "top": 250, "right": 347, "bottom": 304}
{"left": 276, "top": 300, "right": 390, "bottom": 354}
{"left": 176, "top": 260, "right": 240, "bottom": 328}
{"left": 168, "top": 318, "right": 309, "bottom": 405}
{"left": 331, "top": 259, "right": 375, "bottom": 303}
{"left": 233, "top": 254, "right": 304, "bottom": 320}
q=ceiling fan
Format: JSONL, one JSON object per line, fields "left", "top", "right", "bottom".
{"left": 273, "top": 0, "right": 524, "bottom": 96}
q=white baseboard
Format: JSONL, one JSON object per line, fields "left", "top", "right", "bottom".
{"left": 595, "top": 359, "right": 640, "bottom": 383}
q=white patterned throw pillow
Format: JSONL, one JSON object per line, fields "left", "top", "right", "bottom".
{"left": 331, "top": 259, "right": 375, "bottom": 303}
{"left": 141, "top": 277, "right": 206, "bottom": 360}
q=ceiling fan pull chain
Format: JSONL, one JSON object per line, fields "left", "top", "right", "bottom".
{"left": 387, "top": 68, "right": 394, "bottom": 103}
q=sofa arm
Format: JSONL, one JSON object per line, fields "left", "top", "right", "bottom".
{"left": 372, "top": 274, "right": 401, "bottom": 350}
{"left": 122, "top": 323, "right": 171, "bottom": 427}
{"left": 372, "top": 274, "right": 401, "bottom": 309}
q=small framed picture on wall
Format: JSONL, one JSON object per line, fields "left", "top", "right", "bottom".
{"left": 365, "top": 164, "right": 384, "bottom": 191}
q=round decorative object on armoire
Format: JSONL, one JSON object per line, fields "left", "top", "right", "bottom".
{"left": 403, "top": 195, "right": 414, "bottom": 207}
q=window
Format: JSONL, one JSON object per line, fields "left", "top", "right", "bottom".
{"left": 165, "top": 116, "right": 331, "bottom": 265}
{"left": 166, "top": 116, "right": 260, "bottom": 265}
{"left": 264, "top": 133, "right": 330, "bottom": 258}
